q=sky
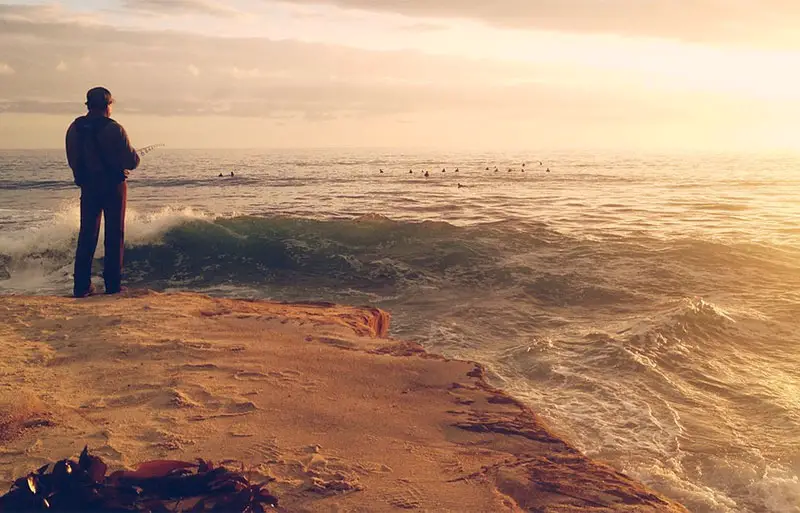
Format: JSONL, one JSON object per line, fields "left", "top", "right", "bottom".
{"left": 1, "top": 0, "right": 799, "bottom": 151}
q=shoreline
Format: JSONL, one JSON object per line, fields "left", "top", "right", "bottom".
{"left": 0, "top": 290, "right": 686, "bottom": 511}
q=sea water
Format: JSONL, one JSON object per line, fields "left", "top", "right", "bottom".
{"left": 1, "top": 149, "right": 799, "bottom": 512}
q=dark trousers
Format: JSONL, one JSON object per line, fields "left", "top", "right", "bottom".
{"left": 73, "top": 181, "right": 127, "bottom": 295}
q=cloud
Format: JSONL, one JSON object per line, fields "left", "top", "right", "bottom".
{"left": 229, "top": 67, "right": 296, "bottom": 80}
{"left": 1, "top": 1, "right": 797, "bottom": 153}
{"left": 0, "top": 99, "right": 74, "bottom": 114}
{"left": 230, "top": 67, "right": 264, "bottom": 80}
{"left": 276, "top": 0, "right": 800, "bottom": 47}
{"left": 0, "top": 3, "right": 104, "bottom": 25}
{"left": 0, "top": 6, "right": 585, "bottom": 119}
{"left": 0, "top": 63, "right": 14, "bottom": 75}
{"left": 121, "top": 0, "right": 243, "bottom": 17}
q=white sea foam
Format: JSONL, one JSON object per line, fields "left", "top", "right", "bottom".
{"left": 750, "top": 465, "right": 800, "bottom": 513}
{"left": 0, "top": 205, "right": 209, "bottom": 260}
{"left": 0, "top": 205, "right": 81, "bottom": 257}
{"left": 2, "top": 150, "right": 799, "bottom": 513}
{"left": 126, "top": 206, "right": 210, "bottom": 246}
{"left": 0, "top": 205, "right": 210, "bottom": 294}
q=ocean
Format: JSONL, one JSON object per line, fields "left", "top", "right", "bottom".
{"left": 1, "top": 149, "right": 799, "bottom": 512}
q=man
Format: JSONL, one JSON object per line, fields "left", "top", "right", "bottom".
{"left": 66, "top": 87, "right": 140, "bottom": 297}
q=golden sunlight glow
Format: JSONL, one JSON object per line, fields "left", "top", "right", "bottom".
{"left": 1, "top": 1, "right": 799, "bottom": 150}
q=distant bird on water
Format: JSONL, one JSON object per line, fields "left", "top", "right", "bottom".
{"left": 539, "top": 161, "right": 543, "bottom": 166}
{"left": 457, "top": 183, "right": 464, "bottom": 188}
{"left": 424, "top": 171, "right": 430, "bottom": 177}
{"left": 442, "top": 168, "right": 446, "bottom": 173}
{"left": 409, "top": 169, "right": 413, "bottom": 174}
{"left": 380, "top": 169, "right": 384, "bottom": 173}
{"left": 546, "top": 168, "right": 550, "bottom": 172}
{"left": 455, "top": 168, "right": 459, "bottom": 172}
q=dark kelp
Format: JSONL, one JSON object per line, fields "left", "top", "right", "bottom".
{"left": 0, "top": 447, "right": 278, "bottom": 512}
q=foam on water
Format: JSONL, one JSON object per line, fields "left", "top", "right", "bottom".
{"left": 1, "top": 150, "right": 799, "bottom": 513}
{"left": 1, "top": 205, "right": 208, "bottom": 255}
{"left": 0, "top": 205, "right": 210, "bottom": 293}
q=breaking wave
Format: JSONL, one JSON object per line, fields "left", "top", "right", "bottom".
{"left": 1, "top": 211, "right": 799, "bottom": 513}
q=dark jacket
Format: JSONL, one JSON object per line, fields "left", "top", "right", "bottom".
{"left": 66, "top": 115, "right": 140, "bottom": 187}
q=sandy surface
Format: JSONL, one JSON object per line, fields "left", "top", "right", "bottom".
{"left": 0, "top": 291, "right": 686, "bottom": 512}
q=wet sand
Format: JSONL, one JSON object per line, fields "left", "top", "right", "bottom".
{"left": 0, "top": 291, "right": 686, "bottom": 512}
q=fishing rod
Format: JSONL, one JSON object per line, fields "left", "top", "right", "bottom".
{"left": 136, "top": 144, "right": 164, "bottom": 157}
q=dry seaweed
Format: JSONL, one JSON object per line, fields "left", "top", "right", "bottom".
{"left": 0, "top": 447, "right": 277, "bottom": 512}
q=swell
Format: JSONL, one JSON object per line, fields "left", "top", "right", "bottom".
{"left": 3, "top": 213, "right": 798, "bottom": 309}
{"left": 2, "top": 212, "right": 800, "bottom": 512}
{"left": 500, "top": 293, "right": 800, "bottom": 513}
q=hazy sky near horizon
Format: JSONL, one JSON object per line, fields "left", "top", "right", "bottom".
{"left": 1, "top": 0, "right": 800, "bottom": 150}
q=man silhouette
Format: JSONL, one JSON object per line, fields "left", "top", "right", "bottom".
{"left": 66, "top": 87, "right": 140, "bottom": 297}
